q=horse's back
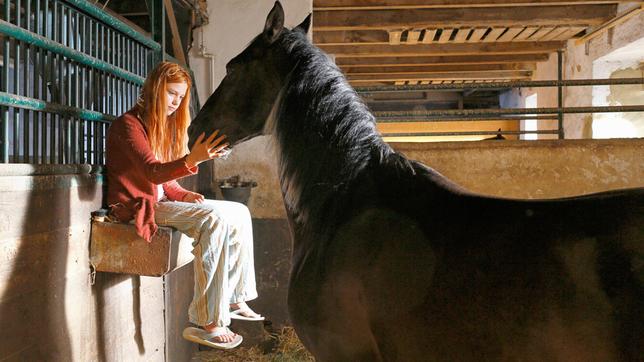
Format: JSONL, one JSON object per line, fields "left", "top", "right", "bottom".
{"left": 290, "top": 153, "right": 643, "bottom": 361}
{"left": 329, "top": 156, "right": 644, "bottom": 361}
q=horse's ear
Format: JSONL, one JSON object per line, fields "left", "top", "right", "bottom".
{"left": 295, "top": 14, "right": 312, "bottom": 34}
{"left": 264, "top": 1, "right": 285, "bottom": 44}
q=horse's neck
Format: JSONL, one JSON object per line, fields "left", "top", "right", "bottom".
{"left": 273, "top": 71, "right": 385, "bottom": 228}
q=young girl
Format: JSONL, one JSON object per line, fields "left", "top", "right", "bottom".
{"left": 106, "top": 61, "right": 262, "bottom": 349}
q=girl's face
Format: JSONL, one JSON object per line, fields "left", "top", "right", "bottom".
{"left": 165, "top": 82, "right": 188, "bottom": 116}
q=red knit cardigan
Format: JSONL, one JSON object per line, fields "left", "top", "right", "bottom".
{"left": 106, "top": 110, "right": 198, "bottom": 241}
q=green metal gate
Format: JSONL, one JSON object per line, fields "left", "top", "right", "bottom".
{"left": 0, "top": 0, "right": 162, "bottom": 164}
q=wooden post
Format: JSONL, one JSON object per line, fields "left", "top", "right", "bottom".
{"left": 163, "top": 0, "right": 187, "bottom": 66}
{"left": 150, "top": 0, "right": 165, "bottom": 65}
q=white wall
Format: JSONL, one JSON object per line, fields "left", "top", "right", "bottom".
{"left": 591, "top": 37, "right": 644, "bottom": 138}
{"left": 188, "top": 1, "right": 312, "bottom": 218}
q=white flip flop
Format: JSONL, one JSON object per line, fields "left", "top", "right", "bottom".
{"left": 182, "top": 326, "right": 243, "bottom": 349}
{"left": 230, "top": 305, "right": 265, "bottom": 321}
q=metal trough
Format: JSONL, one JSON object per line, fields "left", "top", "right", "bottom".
{"left": 90, "top": 220, "right": 194, "bottom": 277}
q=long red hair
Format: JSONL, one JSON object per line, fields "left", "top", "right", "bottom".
{"left": 135, "top": 61, "right": 192, "bottom": 162}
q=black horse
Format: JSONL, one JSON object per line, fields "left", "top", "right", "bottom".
{"left": 189, "top": 2, "right": 644, "bottom": 361}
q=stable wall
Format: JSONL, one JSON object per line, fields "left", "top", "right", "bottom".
{"left": 0, "top": 163, "right": 292, "bottom": 361}
{"left": 392, "top": 138, "right": 644, "bottom": 199}
{"left": 216, "top": 138, "right": 644, "bottom": 220}
{"left": 0, "top": 165, "right": 197, "bottom": 361}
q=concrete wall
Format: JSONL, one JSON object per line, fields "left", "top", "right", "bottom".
{"left": 392, "top": 138, "right": 644, "bottom": 199}
{"left": 218, "top": 138, "right": 644, "bottom": 219}
{"left": 0, "top": 165, "right": 199, "bottom": 361}
{"left": 0, "top": 165, "right": 102, "bottom": 361}
{"left": 515, "top": 7, "right": 644, "bottom": 139}
{"left": 0, "top": 164, "right": 295, "bottom": 361}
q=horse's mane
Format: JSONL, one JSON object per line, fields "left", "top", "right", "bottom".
{"left": 273, "top": 29, "right": 404, "bottom": 229}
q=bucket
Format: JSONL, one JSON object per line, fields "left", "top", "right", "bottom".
{"left": 216, "top": 177, "right": 257, "bottom": 206}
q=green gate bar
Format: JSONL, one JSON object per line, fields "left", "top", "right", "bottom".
{"left": 63, "top": 0, "right": 161, "bottom": 52}
{"left": 0, "top": 91, "right": 115, "bottom": 122}
{"left": 0, "top": 19, "right": 146, "bottom": 85}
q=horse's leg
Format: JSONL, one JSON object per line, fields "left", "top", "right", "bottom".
{"left": 315, "top": 209, "right": 435, "bottom": 361}
{"left": 288, "top": 245, "right": 384, "bottom": 361}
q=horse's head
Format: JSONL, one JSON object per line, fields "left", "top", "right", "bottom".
{"left": 188, "top": 1, "right": 311, "bottom": 149}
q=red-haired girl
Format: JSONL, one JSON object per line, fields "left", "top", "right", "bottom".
{"left": 106, "top": 61, "right": 262, "bottom": 349}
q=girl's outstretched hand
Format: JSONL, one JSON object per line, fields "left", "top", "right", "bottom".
{"left": 186, "top": 130, "right": 228, "bottom": 167}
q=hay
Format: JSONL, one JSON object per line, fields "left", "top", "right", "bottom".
{"left": 193, "top": 327, "right": 314, "bottom": 362}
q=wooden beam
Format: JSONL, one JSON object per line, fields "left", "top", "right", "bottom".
{"left": 388, "top": 29, "right": 403, "bottom": 44}
{"left": 513, "top": 26, "right": 540, "bottom": 40}
{"left": 334, "top": 53, "right": 551, "bottom": 66}
{"left": 356, "top": 78, "right": 534, "bottom": 86}
{"left": 407, "top": 29, "right": 422, "bottom": 44}
{"left": 422, "top": 29, "right": 438, "bottom": 43}
{"left": 342, "top": 63, "right": 537, "bottom": 74}
{"left": 365, "top": 92, "right": 464, "bottom": 103}
{"left": 539, "top": 26, "right": 570, "bottom": 41}
{"left": 313, "top": 5, "right": 616, "bottom": 30}
{"left": 482, "top": 27, "right": 506, "bottom": 42}
{"left": 497, "top": 27, "right": 524, "bottom": 41}
{"left": 313, "top": 0, "right": 628, "bottom": 10}
{"left": 576, "top": 4, "right": 643, "bottom": 45}
{"left": 553, "top": 26, "right": 586, "bottom": 40}
{"left": 438, "top": 28, "right": 454, "bottom": 43}
{"left": 453, "top": 28, "right": 472, "bottom": 43}
{"left": 314, "top": 28, "right": 584, "bottom": 45}
{"left": 314, "top": 30, "right": 390, "bottom": 44}
{"left": 526, "top": 26, "right": 556, "bottom": 40}
{"left": 468, "top": 27, "right": 489, "bottom": 42}
{"left": 320, "top": 41, "right": 565, "bottom": 57}
{"left": 163, "top": 0, "right": 186, "bottom": 66}
{"left": 347, "top": 70, "right": 533, "bottom": 82}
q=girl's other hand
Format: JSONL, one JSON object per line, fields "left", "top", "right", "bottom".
{"left": 182, "top": 192, "right": 205, "bottom": 204}
{"left": 186, "top": 130, "right": 229, "bottom": 167}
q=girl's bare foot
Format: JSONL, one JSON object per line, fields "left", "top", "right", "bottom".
{"left": 204, "top": 322, "right": 238, "bottom": 343}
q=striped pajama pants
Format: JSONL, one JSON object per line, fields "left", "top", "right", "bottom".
{"left": 154, "top": 199, "right": 258, "bottom": 327}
